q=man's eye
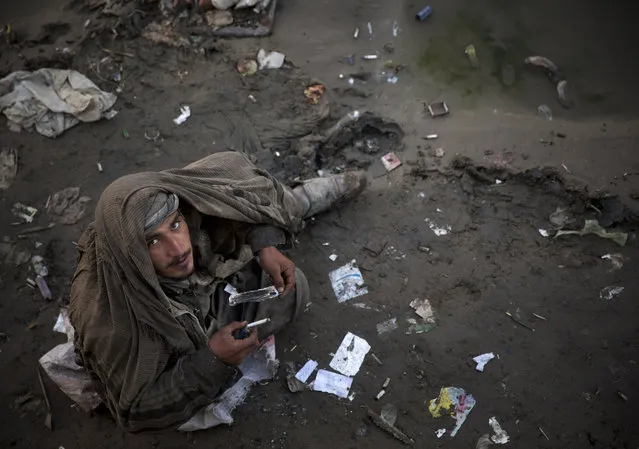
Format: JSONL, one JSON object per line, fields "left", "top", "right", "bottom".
{"left": 170, "top": 220, "right": 181, "bottom": 230}
{"left": 148, "top": 238, "right": 159, "bottom": 247}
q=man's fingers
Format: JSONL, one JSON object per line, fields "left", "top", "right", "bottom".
{"left": 270, "top": 270, "right": 285, "bottom": 293}
{"left": 282, "top": 264, "right": 296, "bottom": 295}
{"left": 224, "top": 321, "right": 248, "bottom": 333}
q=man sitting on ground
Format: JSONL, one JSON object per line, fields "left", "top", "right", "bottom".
{"left": 69, "top": 151, "right": 365, "bottom": 432}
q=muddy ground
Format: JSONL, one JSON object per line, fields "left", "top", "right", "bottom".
{"left": 1, "top": 0, "right": 639, "bottom": 448}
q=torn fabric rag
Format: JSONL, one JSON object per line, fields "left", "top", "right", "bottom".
{"left": 0, "top": 68, "right": 117, "bottom": 137}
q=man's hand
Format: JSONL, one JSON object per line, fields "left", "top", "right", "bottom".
{"left": 208, "top": 321, "right": 259, "bottom": 366}
{"left": 258, "top": 246, "right": 295, "bottom": 295}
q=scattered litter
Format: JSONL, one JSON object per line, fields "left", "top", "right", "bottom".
{"left": 122, "top": 129, "right": 130, "bottom": 139}
{"left": 600, "top": 286, "right": 624, "bottom": 300}
{"left": 489, "top": 417, "right": 510, "bottom": 444}
{"left": 236, "top": 59, "right": 258, "bottom": 77}
{"left": 406, "top": 318, "right": 436, "bottom": 334}
{"left": 435, "top": 147, "right": 445, "bottom": 158}
{"left": 381, "top": 152, "right": 402, "bottom": 172}
{"left": 96, "top": 162, "right": 103, "bottom": 172}
{"left": 248, "top": 94, "right": 257, "bottom": 103}
{"left": 465, "top": 45, "right": 480, "bottom": 68}
{"left": 410, "top": 298, "right": 436, "bottom": 323}
{"left": 538, "top": 104, "right": 553, "bottom": 121}
{"left": 538, "top": 426, "right": 550, "bottom": 440}
{"left": 436, "top": 429, "right": 447, "bottom": 438}
{"left": 36, "top": 275, "right": 52, "bottom": 300}
{"left": 31, "top": 256, "right": 48, "bottom": 277}
{"left": 16, "top": 223, "right": 55, "bottom": 238}
{"left": 376, "top": 390, "right": 386, "bottom": 400}
{"left": 392, "top": 21, "right": 400, "bottom": 37}
{"left": 367, "top": 22, "right": 373, "bottom": 36}
{"left": 473, "top": 352, "right": 495, "bottom": 372}
{"left": 37, "top": 366, "right": 53, "bottom": 430}
{"left": 353, "top": 27, "right": 360, "bottom": 39}
{"left": 371, "top": 353, "right": 383, "bottom": 365}
{"left": 424, "top": 218, "right": 451, "bottom": 236}
{"left": 377, "top": 318, "right": 398, "bottom": 336}
{"left": 46, "top": 187, "right": 91, "bottom": 225}
{"left": 363, "top": 54, "right": 379, "bottom": 60}
{"left": 601, "top": 253, "right": 624, "bottom": 270}
{"left": 617, "top": 391, "right": 628, "bottom": 402}
{"left": 142, "top": 22, "right": 190, "bottom": 47}
{"left": 313, "top": 369, "right": 352, "bottom": 398}
{"left": 382, "top": 378, "right": 391, "bottom": 388}
{"left": 532, "top": 313, "right": 547, "bottom": 321}
{"left": 415, "top": 5, "right": 433, "bottom": 20}
{"left": 506, "top": 311, "right": 535, "bottom": 331}
{"left": 365, "top": 406, "right": 415, "bottom": 445}
{"left": 329, "top": 254, "right": 338, "bottom": 262}
{"left": 427, "top": 101, "right": 449, "bottom": 117}
{"left": 380, "top": 403, "right": 397, "bottom": 426}
{"left": 538, "top": 229, "right": 550, "bottom": 237}
{"left": 12, "top": 203, "right": 37, "bottom": 224}
{"left": 424, "top": 134, "right": 438, "bottom": 140}
{"left": 257, "top": 49, "right": 285, "bottom": 70}
{"left": 329, "top": 260, "right": 368, "bottom": 303}
{"left": 429, "top": 387, "right": 476, "bottom": 437}
{"left": 525, "top": 55, "right": 574, "bottom": 109}
{"left": 0, "top": 69, "right": 118, "bottom": 138}
{"left": 295, "top": 360, "right": 318, "bottom": 383}
{"left": 304, "top": 84, "right": 325, "bottom": 104}
{"left": 144, "top": 127, "right": 161, "bottom": 141}
{"left": 555, "top": 219, "right": 627, "bottom": 246}
{"left": 476, "top": 434, "right": 493, "bottom": 448}
{"left": 549, "top": 207, "right": 570, "bottom": 228}
{"left": 173, "top": 106, "right": 191, "bottom": 125}
{"left": 0, "top": 147, "right": 18, "bottom": 189}
{"left": 329, "top": 332, "right": 371, "bottom": 376}
{"left": 322, "top": 242, "right": 330, "bottom": 246}
{"left": 494, "top": 179, "right": 503, "bottom": 185}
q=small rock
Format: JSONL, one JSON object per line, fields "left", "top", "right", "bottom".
{"left": 205, "top": 10, "right": 234, "bottom": 28}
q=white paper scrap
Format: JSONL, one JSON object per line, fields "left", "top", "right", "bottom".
{"left": 329, "top": 260, "right": 368, "bottom": 303}
{"left": 313, "top": 369, "right": 353, "bottom": 398}
{"left": 473, "top": 352, "right": 496, "bottom": 372}
{"left": 489, "top": 416, "right": 510, "bottom": 444}
{"left": 329, "top": 332, "right": 371, "bottom": 376}
{"left": 173, "top": 106, "right": 191, "bottom": 125}
{"left": 295, "top": 360, "right": 319, "bottom": 383}
{"left": 329, "top": 254, "right": 338, "bottom": 262}
{"left": 436, "top": 428, "right": 447, "bottom": 438}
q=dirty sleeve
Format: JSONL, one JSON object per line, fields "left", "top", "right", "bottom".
{"left": 246, "top": 224, "right": 288, "bottom": 253}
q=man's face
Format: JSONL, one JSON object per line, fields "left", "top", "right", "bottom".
{"left": 145, "top": 210, "right": 194, "bottom": 279}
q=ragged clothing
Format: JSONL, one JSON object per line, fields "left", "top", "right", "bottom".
{"left": 69, "top": 151, "right": 306, "bottom": 432}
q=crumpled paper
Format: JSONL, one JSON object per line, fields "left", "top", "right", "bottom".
{"left": 428, "top": 386, "right": 476, "bottom": 437}
{"left": 0, "top": 68, "right": 117, "bottom": 138}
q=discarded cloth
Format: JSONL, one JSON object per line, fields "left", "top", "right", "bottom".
{"left": 47, "top": 187, "right": 91, "bottom": 225}
{"left": 0, "top": 69, "right": 117, "bottom": 138}
{"left": 39, "top": 310, "right": 102, "bottom": 412}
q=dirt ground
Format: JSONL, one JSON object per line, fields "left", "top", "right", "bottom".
{"left": 1, "top": 0, "right": 639, "bottom": 448}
